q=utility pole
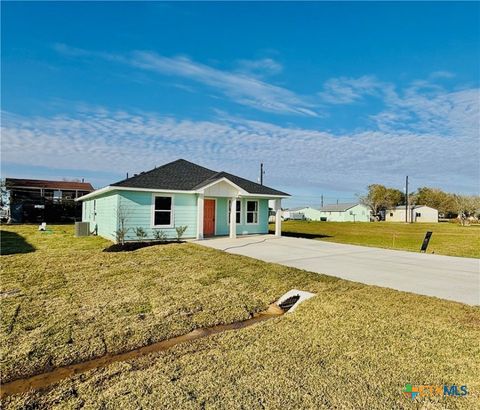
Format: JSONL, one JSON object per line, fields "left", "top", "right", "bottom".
{"left": 321, "top": 194, "right": 324, "bottom": 208}
{"left": 405, "top": 175, "right": 409, "bottom": 223}
{"left": 260, "top": 163, "right": 265, "bottom": 185}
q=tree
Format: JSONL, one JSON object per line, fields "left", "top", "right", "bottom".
{"left": 115, "top": 202, "right": 130, "bottom": 245}
{"left": 453, "top": 195, "right": 480, "bottom": 226}
{"left": 413, "top": 187, "right": 455, "bottom": 215}
{"left": 385, "top": 188, "right": 405, "bottom": 209}
{"left": 360, "top": 184, "right": 404, "bottom": 217}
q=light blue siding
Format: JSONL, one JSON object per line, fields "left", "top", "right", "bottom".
{"left": 117, "top": 191, "right": 197, "bottom": 240}
{"left": 82, "top": 189, "right": 272, "bottom": 242}
{"left": 320, "top": 204, "right": 371, "bottom": 222}
{"left": 82, "top": 192, "right": 118, "bottom": 241}
{"left": 215, "top": 197, "right": 269, "bottom": 235}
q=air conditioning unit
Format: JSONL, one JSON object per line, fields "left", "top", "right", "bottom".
{"left": 75, "top": 221, "right": 90, "bottom": 237}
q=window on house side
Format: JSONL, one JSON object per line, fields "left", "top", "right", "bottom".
{"left": 228, "top": 200, "right": 241, "bottom": 224}
{"left": 154, "top": 196, "right": 172, "bottom": 226}
{"left": 246, "top": 200, "right": 259, "bottom": 224}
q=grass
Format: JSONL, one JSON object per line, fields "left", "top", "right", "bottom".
{"left": 1, "top": 225, "right": 479, "bottom": 409}
{"left": 270, "top": 221, "right": 480, "bottom": 258}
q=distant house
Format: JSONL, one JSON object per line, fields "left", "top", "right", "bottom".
{"left": 5, "top": 178, "right": 94, "bottom": 223}
{"left": 386, "top": 205, "right": 438, "bottom": 223}
{"left": 318, "top": 203, "right": 371, "bottom": 222}
{"left": 284, "top": 206, "right": 320, "bottom": 221}
{"left": 77, "top": 159, "right": 289, "bottom": 241}
{"left": 283, "top": 207, "right": 308, "bottom": 220}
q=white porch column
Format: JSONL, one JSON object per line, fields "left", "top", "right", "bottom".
{"left": 196, "top": 194, "right": 204, "bottom": 240}
{"left": 229, "top": 197, "right": 237, "bottom": 239}
{"left": 274, "top": 198, "right": 282, "bottom": 237}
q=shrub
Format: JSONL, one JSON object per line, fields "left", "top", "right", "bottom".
{"left": 153, "top": 229, "right": 167, "bottom": 242}
{"left": 175, "top": 225, "right": 188, "bottom": 241}
{"left": 134, "top": 227, "right": 148, "bottom": 241}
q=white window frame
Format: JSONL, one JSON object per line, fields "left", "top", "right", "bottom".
{"left": 151, "top": 194, "right": 174, "bottom": 228}
{"left": 245, "top": 200, "right": 259, "bottom": 225}
{"left": 227, "top": 199, "right": 242, "bottom": 225}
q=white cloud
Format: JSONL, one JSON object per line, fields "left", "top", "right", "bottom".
{"left": 429, "top": 70, "right": 456, "bottom": 79}
{"left": 235, "top": 58, "right": 283, "bottom": 77}
{"left": 318, "top": 75, "right": 383, "bottom": 104}
{"left": 54, "top": 44, "right": 317, "bottom": 117}
{"left": 2, "top": 99, "right": 478, "bottom": 194}
{"left": 374, "top": 84, "right": 479, "bottom": 138}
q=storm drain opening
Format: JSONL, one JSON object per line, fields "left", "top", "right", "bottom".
{"left": 279, "top": 295, "right": 300, "bottom": 311}
{"left": 276, "top": 289, "right": 316, "bottom": 312}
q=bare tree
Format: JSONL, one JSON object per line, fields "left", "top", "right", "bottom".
{"left": 115, "top": 201, "right": 130, "bottom": 245}
{"left": 453, "top": 195, "right": 480, "bottom": 226}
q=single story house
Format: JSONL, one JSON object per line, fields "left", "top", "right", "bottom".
{"left": 386, "top": 205, "right": 438, "bottom": 223}
{"left": 77, "top": 159, "right": 289, "bottom": 241}
{"left": 283, "top": 207, "right": 308, "bottom": 220}
{"left": 318, "top": 203, "right": 371, "bottom": 222}
{"left": 284, "top": 206, "right": 320, "bottom": 221}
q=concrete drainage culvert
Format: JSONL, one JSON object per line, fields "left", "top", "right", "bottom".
{"left": 277, "top": 289, "right": 316, "bottom": 312}
{"left": 0, "top": 289, "right": 315, "bottom": 398}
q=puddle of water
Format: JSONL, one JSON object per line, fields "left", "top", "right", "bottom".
{"left": 0, "top": 304, "right": 284, "bottom": 398}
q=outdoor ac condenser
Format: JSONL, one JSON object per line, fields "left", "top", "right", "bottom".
{"left": 75, "top": 221, "right": 90, "bottom": 237}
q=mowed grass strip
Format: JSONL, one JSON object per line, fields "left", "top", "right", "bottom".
{"left": 271, "top": 221, "right": 480, "bottom": 258}
{"left": 4, "top": 279, "right": 480, "bottom": 409}
{"left": 0, "top": 225, "right": 325, "bottom": 383}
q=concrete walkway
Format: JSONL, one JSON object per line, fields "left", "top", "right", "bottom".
{"left": 197, "top": 235, "right": 480, "bottom": 305}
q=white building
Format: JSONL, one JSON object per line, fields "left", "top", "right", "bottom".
{"left": 318, "top": 203, "right": 371, "bottom": 222}
{"left": 386, "top": 205, "right": 438, "bottom": 223}
{"left": 282, "top": 207, "right": 307, "bottom": 220}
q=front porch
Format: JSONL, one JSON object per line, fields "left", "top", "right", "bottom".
{"left": 194, "top": 178, "right": 283, "bottom": 240}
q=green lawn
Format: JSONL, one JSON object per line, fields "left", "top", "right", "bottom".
{"left": 1, "top": 225, "right": 479, "bottom": 409}
{"left": 270, "top": 221, "right": 480, "bottom": 258}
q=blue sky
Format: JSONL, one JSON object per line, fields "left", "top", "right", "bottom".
{"left": 2, "top": 1, "right": 479, "bottom": 207}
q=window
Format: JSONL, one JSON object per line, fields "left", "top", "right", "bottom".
{"left": 228, "top": 199, "right": 241, "bottom": 224}
{"left": 246, "top": 200, "right": 259, "bottom": 224}
{"left": 390, "top": 212, "right": 393, "bottom": 217}
{"left": 416, "top": 212, "right": 421, "bottom": 217}
{"left": 153, "top": 195, "right": 173, "bottom": 226}
{"left": 53, "top": 190, "right": 62, "bottom": 203}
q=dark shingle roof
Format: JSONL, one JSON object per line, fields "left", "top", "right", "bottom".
{"left": 111, "top": 159, "right": 289, "bottom": 196}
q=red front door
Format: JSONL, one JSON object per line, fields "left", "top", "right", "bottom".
{"left": 203, "top": 199, "right": 215, "bottom": 236}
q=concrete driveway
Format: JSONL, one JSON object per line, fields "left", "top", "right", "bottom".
{"left": 198, "top": 235, "right": 480, "bottom": 305}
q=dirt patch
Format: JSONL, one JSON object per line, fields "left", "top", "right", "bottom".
{"left": 103, "top": 241, "right": 185, "bottom": 252}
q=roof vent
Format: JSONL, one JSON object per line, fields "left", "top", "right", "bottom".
{"left": 276, "top": 289, "right": 316, "bottom": 312}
